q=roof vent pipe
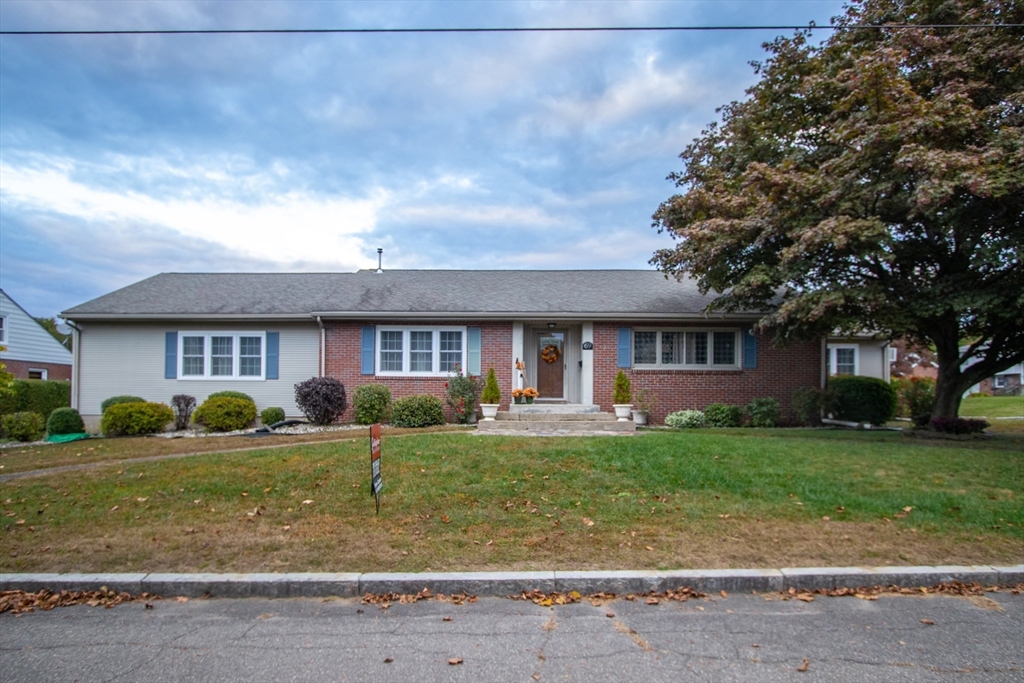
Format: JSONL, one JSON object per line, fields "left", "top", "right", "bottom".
{"left": 376, "top": 248, "right": 384, "bottom": 274}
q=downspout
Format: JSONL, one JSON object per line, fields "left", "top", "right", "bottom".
{"left": 316, "top": 316, "right": 325, "bottom": 377}
{"left": 65, "top": 320, "right": 82, "bottom": 410}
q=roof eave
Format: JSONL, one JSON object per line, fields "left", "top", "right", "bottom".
{"left": 311, "top": 310, "right": 765, "bottom": 321}
{"left": 61, "top": 313, "right": 316, "bottom": 322}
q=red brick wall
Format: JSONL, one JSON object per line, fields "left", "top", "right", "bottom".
{"left": 324, "top": 321, "right": 514, "bottom": 421}
{"left": 2, "top": 359, "right": 72, "bottom": 382}
{"left": 592, "top": 323, "right": 821, "bottom": 424}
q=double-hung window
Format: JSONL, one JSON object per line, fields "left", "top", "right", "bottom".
{"left": 0, "top": 315, "right": 6, "bottom": 343}
{"left": 376, "top": 327, "right": 466, "bottom": 376}
{"left": 179, "top": 332, "right": 265, "bottom": 380}
{"left": 827, "top": 344, "right": 858, "bottom": 376}
{"left": 633, "top": 329, "right": 739, "bottom": 369}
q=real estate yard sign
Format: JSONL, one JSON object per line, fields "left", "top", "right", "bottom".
{"left": 370, "top": 423, "right": 382, "bottom": 514}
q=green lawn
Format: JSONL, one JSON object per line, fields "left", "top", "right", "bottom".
{"left": 961, "top": 395, "right": 1024, "bottom": 419}
{"left": 2, "top": 429, "right": 1021, "bottom": 575}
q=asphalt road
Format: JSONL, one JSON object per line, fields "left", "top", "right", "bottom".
{"left": 1, "top": 591, "right": 1021, "bottom": 682}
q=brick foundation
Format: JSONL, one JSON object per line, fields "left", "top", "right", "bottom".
{"left": 2, "top": 359, "right": 72, "bottom": 382}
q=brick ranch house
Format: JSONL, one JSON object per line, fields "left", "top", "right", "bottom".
{"left": 61, "top": 270, "right": 828, "bottom": 429}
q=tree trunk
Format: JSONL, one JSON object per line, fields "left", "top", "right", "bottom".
{"left": 932, "top": 328, "right": 969, "bottom": 421}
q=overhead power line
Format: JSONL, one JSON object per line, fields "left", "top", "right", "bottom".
{"left": 0, "top": 24, "right": 1019, "bottom": 36}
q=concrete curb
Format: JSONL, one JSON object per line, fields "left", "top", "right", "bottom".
{"left": 2, "top": 565, "right": 1021, "bottom": 599}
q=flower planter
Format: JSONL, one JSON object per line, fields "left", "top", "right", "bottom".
{"left": 480, "top": 404, "right": 500, "bottom": 421}
{"left": 514, "top": 396, "right": 524, "bottom": 404}
{"left": 632, "top": 410, "right": 648, "bottom": 426}
{"left": 613, "top": 404, "right": 633, "bottom": 422}
{"left": 525, "top": 397, "right": 534, "bottom": 404}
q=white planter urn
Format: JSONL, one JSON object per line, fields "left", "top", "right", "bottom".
{"left": 480, "top": 404, "right": 500, "bottom": 421}
{"left": 632, "top": 410, "right": 648, "bottom": 426}
{"left": 613, "top": 404, "right": 633, "bottom": 422}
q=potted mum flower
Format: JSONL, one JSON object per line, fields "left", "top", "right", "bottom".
{"left": 523, "top": 387, "right": 539, "bottom": 404}
{"left": 512, "top": 388, "right": 525, "bottom": 404}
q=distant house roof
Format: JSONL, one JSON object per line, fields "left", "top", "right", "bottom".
{"left": 62, "top": 270, "right": 765, "bottom": 321}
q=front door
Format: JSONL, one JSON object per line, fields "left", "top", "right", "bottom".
{"left": 536, "top": 332, "right": 565, "bottom": 399}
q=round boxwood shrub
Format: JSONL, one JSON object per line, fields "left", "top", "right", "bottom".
{"left": 207, "top": 390, "right": 255, "bottom": 404}
{"left": 260, "top": 406, "right": 286, "bottom": 426}
{"left": 703, "top": 403, "right": 743, "bottom": 428}
{"left": 193, "top": 396, "right": 257, "bottom": 432}
{"left": 101, "top": 402, "right": 174, "bottom": 436}
{"left": 391, "top": 394, "right": 445, "bottom": 428}
{"left": 294, "top": 377, "right": 347, "bottom": 425}
{"left": 746, "top": 397, "right": 781, "bottom": 428}
{"left": 353, "top": 384, "right": 393, "bottom": 425}
{"left": 100, "top": 395, "right": 145, "bottom": 413}
{"left": 665, "top": 409, "right": 705, "bottom": 428}
{"left": 2, "top": 411, "right": 45, "bottom": 442}
{"left": 46, "top": 407, "right": 85, "bottom": 435}
{"left": 829, "top": 376, "right": 898, "bottom": 425}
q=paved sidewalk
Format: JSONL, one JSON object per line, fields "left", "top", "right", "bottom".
{"left": 2, "top": 565, "right": 1021, "bottom": 598}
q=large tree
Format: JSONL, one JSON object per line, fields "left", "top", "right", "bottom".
{"left": 652, "top": 0, "right": 1023, "bottom": 419}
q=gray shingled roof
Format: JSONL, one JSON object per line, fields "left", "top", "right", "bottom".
{"left": 63, "top": 270, "right": 761, "bottom": 319}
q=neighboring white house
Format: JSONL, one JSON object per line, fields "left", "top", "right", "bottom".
{"left": 961, "top": 345, "right": 1024, "bottom": 396}
{"left": 0, "top": 289, "right": 73, "bottom": 381}
{"left": 826, "top": 334, "right": 891, "bottom": 382}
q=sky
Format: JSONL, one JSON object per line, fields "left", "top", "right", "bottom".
{"left": 0, "top": 0, "right": 848, "bottom": 318}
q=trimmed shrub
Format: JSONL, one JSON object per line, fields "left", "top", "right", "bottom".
{"left": 791, "top": 388, "right": 834, "bottom": 427}
{"left": 445, "top": 367, "right": 481, "bottom": 424}
{"left": 746, "top": 397, "right": 780, "bottom": 428}
{"left": 613, "top": 370, "right": 632, "bottom": 404}
{"left": 260, "top": 406, "right": 286, "bottom": 426}
{"left": 207, "top": 390, "right": 255, "bottom": 404}
{"left": 929, "top": 416, "right": 989, "bottom": 435}
{"left": 892, "top": 377, "right": 935, "bottom": 422}
{"left": 481, "top": 368, "right": 501, "bottom": 404}
{"left": 829, "top": 376, "right": 898, "bottom": 425}
{"left": 101, "top": 402, "right": 174, "bottom": 436}
{"left": 294, "top": 377, "right": 347, "bottom": 425}
{"left": 391, "top": 394, "right": 445, "bottom": 428}
{"left": 171, "top": 394, "right": 197, "bottom": 431}
{"left": 100, "top": 395, "right": 145, "bottom": 413}
{"left": 0, "top": 380, "right": 71, "bottom": 423}
{"left": 46, "top": 407, "right": 85, "bottom": 435}
{"left": 193, "top": 396, "right": 257, "bottom": 432}
{"left": 703, "top": 403, "right": 743, "bottom": 428}
{"left": 2, "top": 411, "right": 45, "bottom": 442}
{"left": 665, "top": 409, "right": 706, "bottom": 428}
{"left": 353, "top": 384, "right": 392, "bottom": 425}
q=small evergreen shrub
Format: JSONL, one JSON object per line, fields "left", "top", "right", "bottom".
{"left": 46, "top": 407, "right": 85, "bottom": 435}
{"left": 791, "top": 388, "right": 834, "bottom": 427}
{"left": 193, "top": 397, "right": 257, "bottom": 432}
{"left": 260, "top": 406, "right": 286, "bottom": 426}
{"left": 892, "top": 377, "right": 935, "bottom": 422}
{"left": 207, "top": 390, "right": 255, "bottom": 404}
{"left": 171, "top": 394, "right": 197, "bottom": 431}
{"left": 0, "top": 380, "right": 71, "bottom": 423}
{"left": 929, "top": 416, "right": 989, "bottom": 435}
{"left": 481, "top": 368, "right": 501, "bottom": 404}
{"left": 100, "top": 395, "right": 146, "bottom": 413}
{"left": 703, "top": 403, "right": 743, "bottom": 428}
{"left": 101, "top": 402, "right": 174, "bottom": 436}
{"left": 829, "top": 376, "right": 897, "bottom": 425}
{"left": 665, "top": 409, "right": 705, "bottom": 428}
{"left": 294, "top": 377, "right": 347, "bottom": 425}
{"left": 746, "top": 397, "right": 780, "bottom": 428}
{"left": 391, "top": 394, "right": 446, "bottom": 428}
{"left": 2, "top": 411, "right": 45, "bottom": 442}
{"left": 353, "top": 384, "right": 393, "bottom": 425}
{"left": 613, "top": 370, "right": 632, "bottom": 404}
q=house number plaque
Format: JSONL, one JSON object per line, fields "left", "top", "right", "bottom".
{"left": 582, "top": 342, "right": 594, "bottom": 350}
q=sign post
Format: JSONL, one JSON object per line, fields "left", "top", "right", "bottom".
{"left": 370, "top": 423, "right": 383, "bottom": 515}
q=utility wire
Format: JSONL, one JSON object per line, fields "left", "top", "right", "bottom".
{"left": 1, "top": 24, "right": 1020, "bottom": 36}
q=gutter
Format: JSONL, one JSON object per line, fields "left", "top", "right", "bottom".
{"left": 58, "top": 313, "right": 315, "bottom": 322}
{"left": 309, "top": 311, "right": 765, "bottom": 322}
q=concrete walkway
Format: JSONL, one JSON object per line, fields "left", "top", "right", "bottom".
{"left": 2, "top": 565, "right": 1021, "bottom": 598}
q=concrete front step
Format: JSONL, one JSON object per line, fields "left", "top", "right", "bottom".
{"left": 479, "top": 418, "right": 635, "bottom": 432}
{"left": 497, "top": 411, "right": 617, "bottom": 422}
{"left": 507, "top": 404, "right": 603, "bottom": 415}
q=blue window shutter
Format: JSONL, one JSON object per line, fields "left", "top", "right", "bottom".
{"left": 165, "top": 332, "right": 177, "bottom": 379}
{"left": 743, "top": 328, "right": 757, "bottom": 369}
{"left": 467, "top": 327, "right": 482, "bottom": 375}
{"left": 266, "top": 332, "right": 280, "bottom": 379}
{"left": 361, "top": 326, "right": 375, "bottom": 375}
{"left": 617, "top": 328, "right": 632, "bottom": 368}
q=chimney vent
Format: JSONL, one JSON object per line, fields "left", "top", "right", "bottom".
{"left": 375, "top": 248, "right": 384, "bottom": 274}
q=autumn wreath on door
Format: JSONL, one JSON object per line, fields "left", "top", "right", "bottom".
{"left": 541, "top": 344, "right": 561, "bottom": 364}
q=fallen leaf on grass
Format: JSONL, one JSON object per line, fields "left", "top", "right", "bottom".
{"left": 109, "top": 506, "right": 118, "bottom": 512}
{"left": 582, "top": 518, "right": 595, "bottom": 527}
{"left": 448, "top": 658, "right": 463, "bottom": 665}
{"left": 797, "top": 658, "right": 810, "bottom": 672}
{"left": 441, "top": 515, "right": 451, "bottom": 524}
{"left": 302, "top": 500, "right": 313, "bottom": 505}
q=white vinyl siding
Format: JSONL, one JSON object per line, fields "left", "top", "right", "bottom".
{"left": 76, "top": 322, "right": 319, "bottom": 419}
{"left": 633, "top": 329, "right": 739, "bottom": 369}
{"left": 178, "top": 332, "right": 265, "bottom": 380}
{"left": 375, "top": 326, "right": 467, "bottom": 376}
{"left": 0, "top": 290, "right": 74, "bottom": 366}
